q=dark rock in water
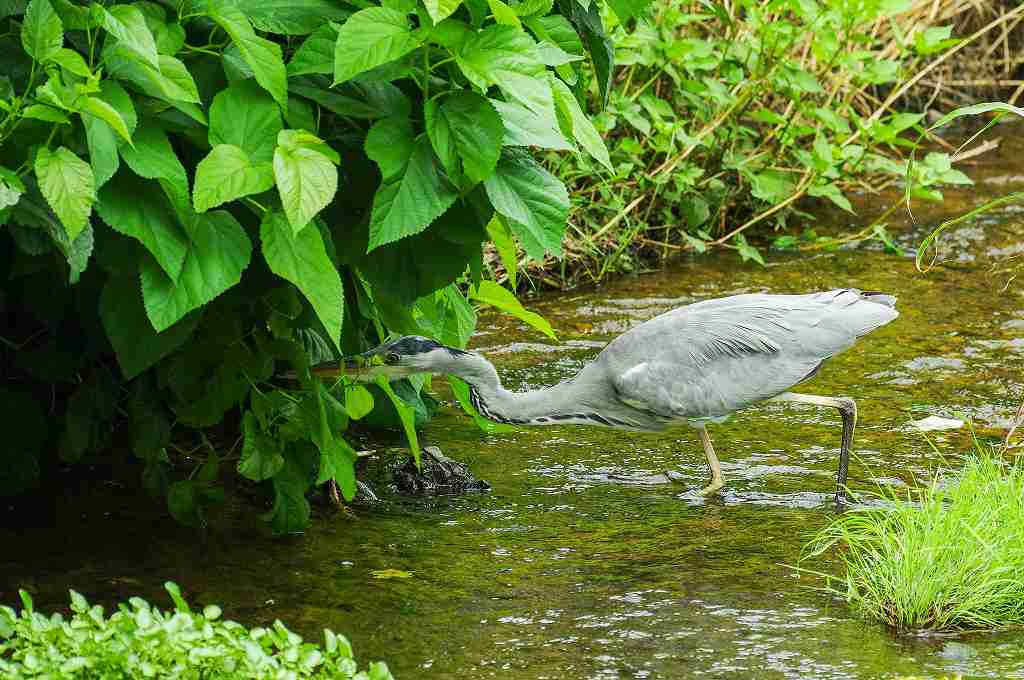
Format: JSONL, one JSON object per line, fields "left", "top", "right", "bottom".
{"left": 392, "top": 446, "right": 491, "bottom": 496}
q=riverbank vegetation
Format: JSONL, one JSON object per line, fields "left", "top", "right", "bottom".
{"left": 0, "top": 0, "right": 626, "bottom": 531}
{"left": 805, "top": 450, "right": 1024, "bottom": 631}
{"left": 499, "top": 0, "right": 1024, "bottom": 289}
{"left": 0, "top": 582, "right": 390, "bottom": 678}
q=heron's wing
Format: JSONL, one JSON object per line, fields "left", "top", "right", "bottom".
{"left": 601, "top": 289, "right": 897, "bottom": 419}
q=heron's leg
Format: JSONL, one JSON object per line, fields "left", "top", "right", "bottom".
{"left": 770, "top": 392, "right": 857, "bottom": 506}
{"left": 697, "top": 425, "right": 724, "bottom": 496}
{"left": 660, "top": 426, "right": 723, "bottom": 493}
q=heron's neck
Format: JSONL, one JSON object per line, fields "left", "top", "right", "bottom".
{"left": 453, "top": 355, "right": 625, "bottom": 428}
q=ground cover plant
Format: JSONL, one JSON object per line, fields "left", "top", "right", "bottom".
{"left": 507, "top": 0, "right": 1022, "bottom": 288}
{"left": 0, "top": 0, "right": 640, "bottom": 530}
{"left": 805, "top": 450, "right": 1024, "bottom": 631}
{"left": 0, "top": 582, "right": 392, "bottom": 678}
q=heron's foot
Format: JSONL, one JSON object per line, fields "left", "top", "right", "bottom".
{"left": 698, "top": 477, "right": 724, "bottom": 496}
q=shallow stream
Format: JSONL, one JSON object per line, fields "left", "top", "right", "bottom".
{"left": 4, "top": 126, "right": 1024, "bottom": 678}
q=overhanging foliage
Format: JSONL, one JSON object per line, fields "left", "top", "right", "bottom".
{"left": 0, "top": 0, "right": 639, "bottom": 531}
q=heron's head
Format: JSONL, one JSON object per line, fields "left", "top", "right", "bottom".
{"left": 311, "top": 336, "right": 496, "bottom": 386}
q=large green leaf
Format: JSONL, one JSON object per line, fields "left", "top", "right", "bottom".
{"left": 154, "top": 21, "right": 185, "bottom": 57}
{"left": 48, "top": 46, "right": 90, "bottom": 75}
{"left": 549, "top": 74, "right": 611, "bottom": 171}
{"left": 58, "top": 373, "right": 118, "bottom": 463}
{"left": 361, "top": 229, "right": 479, "bottom": 305}
{"left": 193, "top": 144, "right": 275, "bottom": 212}
{"left": 564, "top": 0, "right": 613, "bottom": 107}
{"left": 47, "top": 0, "right": 88, "bottom": 29}
{"left": 105, "top": 49, "right": 202, "bottom": 113}
{"left": 81, "top": 96, "right": 132, "bottom": 144}
{"left": 102, "top": 4, "right": 159, "bottom": 70}
{"left": 208, "top": 79, "right": 282, "bottom": 163}
{"left": 94, "top": 80, "right": 137, "bottom": 135}
{"left": 100, "top": 275, "right": 200, "bottom": 379}
{"left": 95, "top": 172, "right": 189, "bottom": 281}
{"left": 485, "top": 214, "right": 517, "bottom": 287}
{"left": 273, "top": 129, "right": 339, "bottom": 233}
{"left": 239, "top": 411, "right": 284, "bottom": 481}
{"left": 268, "top": 445, "right": 314, "bottom": 534}
{"left": 290, "top": 78, "right": 411, "bottom": 119}
{"left": 229, "top": 0, "right": 350, "bottom": 34}
{"left": 21, "top": 0, "right": 62, "bottom": 62}
{"left": 34, "top": 146, "right": 94, "bottom": 241}
{"left": 424, "top": 91, "right": 503, "bottom": 185}
{"left": 120, "top": 121, "right": 191, "bottom": 216}
{"left": 287, "top": 22, "right": 338, "bottom": 76}
{"left": 413, "top": 285, "right": 477, "bottom": 348}
{"left": 316, "top": 433, "right": 356, "bottom": 499}
{"left": 10, "top": 190, "right": 92, "bottom": 282}
{"left": 83, "top": 113, "right": 119, "bottom": 191}
{"left": 490, "top": 98, "right": 572, "bottom": 150}
{"left": 332, "top": 7, "right": 421, "bottom": 86}
{"left": 260, "top": 210, "right": 343, "bottom": 351}
{"left": 529, "top": 14, "right": 583, "bottom": 57}
{"left": 455, "top": 25, "right": 547, "bottom": 113}
{"left": 208, "top": 0, "right": 287, "bottom": 108}
{"left": 470, "top": 279, "right": 555, "bottom": 339}
{"left": 423, "top": 0, "right": 462, "bottom": 23}
{"left": 63, "top": 223, "right": 92, "bottom": 283}
{"left": 311, "top": 387, "right": 356, "bottom": 499}
{"left": 364, "top": 116, "right": 415, "bottom": 181}
{"left": 345, "top": 385, "right": 374, "bottom": 419}
{"left": 140, "top": 211, "right": 252, "bottom": 331}
{"left": 368, "top": 136, "right": 458, "bottom": 251}
{"left": 167, "top": 480, "right": 203, "bottom": 527}
{"left": 484, "top": 150, "right": 568, "bottom": 260}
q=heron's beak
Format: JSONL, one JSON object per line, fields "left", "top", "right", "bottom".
{"left": 301, "top": 346, "right": 410, "bottom": 383}
{"left": 309, "top": 355, "right": 371, "bottom": 378}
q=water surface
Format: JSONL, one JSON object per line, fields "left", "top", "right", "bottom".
{"left": 3, "top": 126, "right": 1024, "bottom": 679}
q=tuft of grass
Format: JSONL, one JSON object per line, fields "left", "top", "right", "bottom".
{"left": 805, "top": 451, "right": 1024, "bottom": 631}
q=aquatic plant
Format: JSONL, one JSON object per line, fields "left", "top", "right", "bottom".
{"left": 0, "top": 582, "right": 392, "bottom": 679}
{"left": 806, "top": 451, "right": 1024, "bottom": 631}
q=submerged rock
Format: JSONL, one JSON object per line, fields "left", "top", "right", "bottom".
{"left": 393, "top": 446, "right": 491, "bottom": 496}
{"left": 910, "top": 415, "right": 965, "bottom": 432}
{"left": 354, "top": 446, "right": 491, "bottom": 499}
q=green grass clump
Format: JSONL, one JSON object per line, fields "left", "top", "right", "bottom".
{"left": 807, "top": 453, "right": 1024, "bottom": 631}
{"left": 0, "top": 582, "right": 393, "bottom": 679}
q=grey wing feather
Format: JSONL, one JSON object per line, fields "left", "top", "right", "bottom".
{"left": 597, "top": 289, "right": 898, "bottom": 419}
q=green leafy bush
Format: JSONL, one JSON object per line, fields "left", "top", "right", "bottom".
{"left": 0, "top": 0, "right": 636, "bottom": 529}
{"left": 522, "top": 0, "right": 977, "bottom": 286}
{"left": 0, "top": 582, "right": 392, "bottom": 678}
{"left": 805, "top": 452, "right": 1024, "bottom": 631}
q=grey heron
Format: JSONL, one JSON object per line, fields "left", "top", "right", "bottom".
{"left": 312, "top": 289, "right": 898, "bottom": 504}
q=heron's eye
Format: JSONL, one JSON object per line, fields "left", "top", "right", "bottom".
{"left": 385, "top": 352, "right": 400, "bottom": 364}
